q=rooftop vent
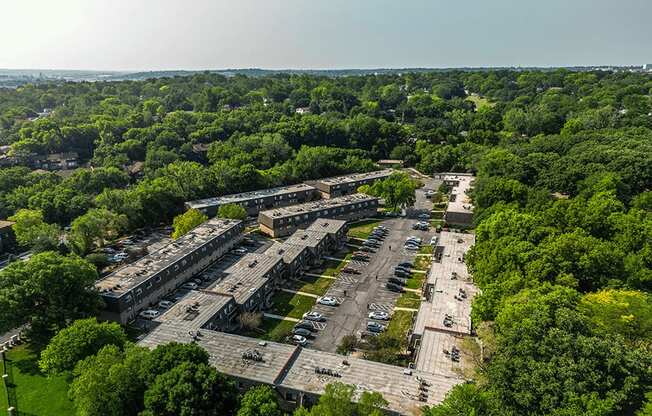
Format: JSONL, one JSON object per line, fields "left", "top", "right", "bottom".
{"left": 242, "top": 349, "right": 264, "bottom": 362}
{"left": 248, "top": 260, "right": 258, "bottom": 268}
{"left": 314, "top": 367, "right": 341, "bottom": 377}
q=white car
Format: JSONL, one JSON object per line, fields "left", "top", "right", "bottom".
{"left": 139, "top": 309, "right": 160, "bottom": 319}
{"left": 317, "top": 296, "right": 339, "bottom": 306}
{"left": 430, "top": 237, "right": 438, "bottom": 246}
{"left": 368, "top": 311, "right": 390, "bottom": 320}
{"left": 181, "top": 282, "right": 198, "bottom": 290}
{"left": 404, "top": 244, "right": 420, "bottom": 251}
{"left": 158, "top": 300, "right": 174, "bottom": 309}
{"left": 291, "top": 335, "right": 308, "bottom": 346}
{"left": 303, "top": 311, "right": 325, "bottom": 321}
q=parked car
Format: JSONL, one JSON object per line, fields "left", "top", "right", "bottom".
{"left": 341, "top": 266, "right": 361, "bottom": 274}
{"left": 386, "top": 282, "right": 404, "bottom": 292}
{"left": 404, "top": 244, "right": 420, "bottom": 251}
{"left": 407, "top": 236, "right": 422, "bottom": 244}
{"left": 359, "top": 246, "right": 376, "bottom": 253}
{"left": 351, "top": 254, "right": 369, "bottom": 261}
{"left": 395, "top": 265, "right": 411, "bottom": 273}
{"left": 394, "top": 269, "right": 410, "bottom": 278}
{"left": 139, "top": 309, "right": 160, "bottom": 319}
{"left": 303, "top": 311, "right": 325, "bottom": 322}
{"left": 368, "top": 311, "right": 390, "bottom": 320}
{"left": 317, "top": 296, "right": 339, "bottom": 306}
{"left": 389, "top": 276, "right": 408, "bottom": 286}
{"left": 181, "top": 282, "right": 198, "bottom": 290}
{"left": 291, "top": 335, "right": 308, "bottom": 346}
{"left": 292, "top": 328, "right": 312, "bottom": 338}
{"left": 418, "top": 213, "right": 431, "bottom": 220}
{"left": 398, "top": 262, "right": 413, "bottom": 269}
{"left": 158, "top": 300, "right": 174, "bottom": 309}
{"left": 363, "top": 241, "right": 380, "bottom": 248}
{"left": 294, "top": 320, "right": 315, "bottom": 331}
{"left": 367, "top": 321, "right": 386, "bottom": 333}
{"left": 430, "top": 236, "right": 438, "bottom": 246}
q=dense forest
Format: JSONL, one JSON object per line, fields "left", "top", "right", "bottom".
{"left": 0, "top": 69, "right": 651, "bottom": 415}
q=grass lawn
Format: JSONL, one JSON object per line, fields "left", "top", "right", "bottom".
{"left": 386, "top": 310, "right": 415, "bottom": 339}
{"left": 430, "top": 210, "right": 444, "bottom": 219}
{"left": 287, "top": 274, "right": 334, "bottom": 296}
{"left": 269, "top": 291, "right": 316, "bottom": 319}
{"left": 396, "top": 291, "right": 421, "bottom": 309}
{"left": 347, "top": 219, "right": 384, "bottom": 240}
{"left": 0, "top": 345, "right": 74, "bottom": 416}
{"left": 240, "top": 318, "right": 295, "bottom": 343}
{"left": 320, "top": 259, "right": 347, "bottom": 277}
{"left": 466, "top": 94, "right": 494, "bottom": 109}
{"left": 405, "top": 272, "right": 426, "bottom": 290}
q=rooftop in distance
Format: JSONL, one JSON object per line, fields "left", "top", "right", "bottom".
{"left": 187, "top": 183, "right": 316, "bottom": 209}
{"left": 442, "top": 174, "right": 474, "bottom": 215}
{"left": 207, "top": 252, "right": 282, "bottom": 304}
{"left": 154, "top": 290, "right": 234, "bottom": 330}
{"left": 315, "top": 169, "right": 394, "bottom": 186}
{"left": 95, "top": 218, "right": 242, "bottom": 296}
{"left": 260, "top": 193, "right": 378, "bottom": 219}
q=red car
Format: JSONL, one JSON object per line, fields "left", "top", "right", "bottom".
{"left": 341, "top": 266, "right": 361, "bottom": 274}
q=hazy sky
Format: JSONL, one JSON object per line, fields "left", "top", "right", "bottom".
{"left": 2, "top": 0, "right": 651, "bottom": 71}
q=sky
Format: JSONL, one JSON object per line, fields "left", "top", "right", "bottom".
{"left": 1, "top": 0, "right": 651, "bottom": 71}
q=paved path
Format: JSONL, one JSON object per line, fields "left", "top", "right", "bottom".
{"left": 403, "top": 287, "right": 421, "bottom": 294}
{"left": 415, "top": 253, "right": 431, "bottom": 257}
{"left": 280, "top": 288, "right": 319, "bottom": 298}
{"left": 412, "top": 269, "right": 427, "bottom": 274}
{"left": 345, "top": 243, "right": 362, "bottom": 249}
{"left": 263, "top": 313, "right": 300, "bottom": 322}
{"left": 324, "top": 256, "right": 350, "bottom": 262}
{"left": 395, "top": 306, "right": 419, "bottom": 312}
{"left": 304, "top": 272, "right": 337, "bottom": 279}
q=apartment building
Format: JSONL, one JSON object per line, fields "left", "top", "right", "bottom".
{"left": 433, "top": 173, "right": 474, "bottom": 226}
{"left": 96, "top": 219, "right": 244, "bottom": 324}
{"left": 185, "top": 183, "right": 318, "bottom": 217}
{"left": 258, "top": 194, "right": 379, "bottom": 237}
{"left": 307, "top": 169, "right": 393, "bottom": 198}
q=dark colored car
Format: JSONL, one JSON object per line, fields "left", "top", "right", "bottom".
{"left": 292, "top": 328, "right": 313, "bottom": 338}
{"left": 398, "top": 262, "right": 413, "bottom": 269}
{"left": 294, "top": 321, "right": 315, "bottom": 331}
{"left": 386, "top": 282, "right": 404, "bottom": 293}
{"left": 359, "top": 246, "right": 376, "bottom": 253}
{"left": 389, "top": 276, "right": 407, "bottom": 286}
{"left": 341, "top": 266, "right": 361, "bottom": 274}
{"left": 394, "top": 269, "right": 410, "bottom": 278}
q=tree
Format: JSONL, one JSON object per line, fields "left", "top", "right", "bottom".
{"left": 70, "top": 344, "right": 148, "bottom": 416}
{"left": 218, "top": 203, "right": 247, "bottom": 221}
{"left": 0, "top": 252, "right": 102, "bottom": 345}
{"left": 39, "top": 318, "right": 128, "bottom": 375}
{"left": 8, "top": 208, "right": 61, "bottom": 252}
{"left": 139, "top": 342, "right": 210, "bottom": 385}
{"left": 423, "top": 383, "right": 493, "bottom": 416}
{"left": 365, "top": 172, "right": 419, "bottom": 212}
{"left": 293, "top": 382, "right": 387, "bottom": 416}
{"left": 69, "top": 208, "right": 128, "bottom": 255}
{"left": 142, "top": 362, "right": 238, "bottom": 416}
{"left": 237, "top": 385, "right": 283, "bottom": 416}
{"left": 172, "top": 208, "right": 208, "bottom": 239}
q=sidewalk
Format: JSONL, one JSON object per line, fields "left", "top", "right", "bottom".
{"left": 280, "top": 288, "right": 319, "bottom": 298}
{"left": 263, "top": 313, "right": 300, "bottom": 322}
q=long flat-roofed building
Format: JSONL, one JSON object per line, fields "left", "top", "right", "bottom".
{"left": 96, "top": 219, "right": 244, "bottom": 324}
{"left": 265, "top": 241, "right": 311, "bottom": 278}
{"left": 411, "top": 231, "right": 477, "bottom": 377}
{"left": 154, "top": 290, "right": 238, "bottom": 332}
{"left": 207, "top": 253, "right": 284, "bottom": 312}
{"left": 186, "top": 183, "right": 318, "bottom": 217}
{"left": 258, "top": 194, "right": 379, "bottom": 237}
{"left": 433, "top": 173, "right": 474, "bottom": 226}
{"left": 139, "top": 322, "right": 465, "bottom": 415}
{"left": 307, "top": 169, "right": 393, "bottom": 198}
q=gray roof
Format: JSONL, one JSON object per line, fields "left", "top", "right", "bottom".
{"left": 265, "top": 241, "right": 308, "bottom": 265}
{"left": 154, "top": 290, "right": 234, "bottom": 330}
{"left": 207, "top": 253, "right": 282, "bottom": 304}
{"left": 315, "top": 169, "right": 393, "bottom": 186}
{"left": 305, "top": 218, "right": 347, "bottom": 235}
{"left": 259, "top": 193, "right": 378, "bottom": 220}
{"left": 186, "top": 183, "right": 316, "bottom": 210}
{"left": 96, "top": 219, "right": 242, "bottom": 296}
{"left": 284, "top": 230, "right": 329, "bottom": 249}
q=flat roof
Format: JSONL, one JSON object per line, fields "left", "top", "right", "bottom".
{"left": 259, "top": 193, "right": 378, "bottom": 220}
{"left": 277, "top": 346, "right": 461, "bottom": 414}
{"left": 207, "top": 253, "right": 282, "bottom": 305}
{"left": 414, "top": 330, "right": 469, "bottom": 378}
{"left": 95, "top": 219, "right": 242, "bottom": 296}
{"left": 187, "top": 183, "right": 316, "bottom": 210}
{"left": 138, "top": 322, "right": 297, "bottom": 385}
{"left": 138, "top": 323, "right": 464, "bottom": 414}
{"left": 265, "top": 241, "right": 308, "bottom": 265}
{"left": 314, "top": 169, "right": 393, "bottom": 186}
{"left": 0, "top": 220, "right": 14, "bottom": 230}
{"left": 154, "top": 290, "right": 234, "bottom": 330}
{"left": 284, "top": 230, "right": 329, "bottom": 249}
{"left": 413, "top": 232, "right": 477, "bottom": 337}
{"left": 305, "top": 218, "right": 347, "bottom": 235}
{"left": 443, "top": 174, "right": 474, "bottom": 215}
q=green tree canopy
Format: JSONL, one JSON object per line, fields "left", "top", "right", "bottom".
{"left": 218, "top": 203, "right": 247, "bottom": 221}
{"left": 172, "top": 208, "right": 208, "bottom": 239}
{"left": 8, "top": 208, "right": 61, "bottom": 252}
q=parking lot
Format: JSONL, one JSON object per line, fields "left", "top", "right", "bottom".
{"left": 306, "top": 177, "right": 441, "bottom": 352}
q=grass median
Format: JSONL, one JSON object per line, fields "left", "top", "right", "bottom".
{"left": 347, "top": 219, "right": 384, "bottom": 240}
{"left": 396, "top": 290, "right": 421, "bottom": 309}
{"left": 269, "top": 291, "right": 316, "bottom": 319}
